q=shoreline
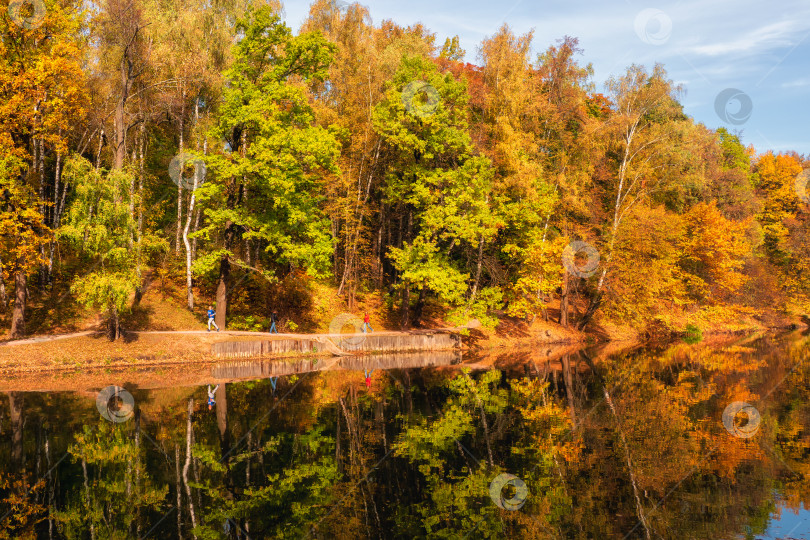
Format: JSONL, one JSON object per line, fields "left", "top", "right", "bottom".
{"left": 0, "top": 315, "right": 804, "bottom": 378}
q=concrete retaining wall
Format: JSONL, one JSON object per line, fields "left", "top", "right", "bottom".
{"left": 212, "top": 350, "right": 463, "bottom": 379}
{"left": 211, "top": 331, "right": 459, "bottom": 359}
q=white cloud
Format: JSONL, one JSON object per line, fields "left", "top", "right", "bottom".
{"left": 781, "top": 77, "right": 810, "bottom": 88}
{"left": 689, "top": 20, "right": 806, "bottom": 57}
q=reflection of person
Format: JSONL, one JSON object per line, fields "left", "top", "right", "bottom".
{"left": 270, "top": 311, "right": 278, "bottom": 333}
{"left": 207, "top": 384, "right": 219, "bottom": 410}
{"left": 207, "top": 305, "right": 219, "bottom": 332}
{"left": 362, "top": 312, "right": 373, "bottom": 333}
{"left": 364, "top": 369, "right": 373, "bottom": 388}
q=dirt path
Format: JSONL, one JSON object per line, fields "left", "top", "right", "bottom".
{"left": 0, "top": 329, "right": 454, "bottom": 347}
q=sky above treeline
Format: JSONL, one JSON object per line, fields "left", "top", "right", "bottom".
{"left": 284, "top": 0, "right": 810, "bottom": 155}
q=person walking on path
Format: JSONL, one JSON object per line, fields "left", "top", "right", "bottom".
{"left": 362, "top": 312, "right": 373, "bottom": 333}
{"left": 207, "top": 384, "right": 219, "bottom": 410}
{"left": 207, "top": 306, "right": 220, "bottom": 332}
{"left": 269, "top": 310, "right": 279, "bottom": 333}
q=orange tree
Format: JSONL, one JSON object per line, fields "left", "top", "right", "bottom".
{"left": 0, "top": 0, "right": 87, "bottom": 337}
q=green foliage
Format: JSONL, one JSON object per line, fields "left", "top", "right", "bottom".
{"left": 228, "top": 314, "right": 268, "bottom": 331}
{"left": 683, "top": 323, "right": 702, "bottom": 344}
{"left": 447, "top": 286, "right": 503, "bottom": 328}
{"left": 717, "top": 128, "right": 751, "bottom": 172}
{"left": 54, "top": 422, "right": 167, "bottom": 539}
{"left": 393, "top": 370, "right": 509, "bottom": 536}
{"left": 197, "top": 5, "right": 340, "bottom": 281}
{"left": 506, "top": 234, "right": 567, "bottom": 320}
{"left": 195, "top": 428, "right": 339, "bottom": 539}
{"left": 59, "top": 158, "right": 142, "bottom": 318}
{"left": 374, "top": 56, "right": 501, "bottom": 311}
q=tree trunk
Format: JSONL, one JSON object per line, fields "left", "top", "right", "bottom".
{"left": 95, "top": 128, "right": 104, "bottom": 169}
{"left": 183, "top": 398, "right": 198, "bottom": 538}
{"left": 577, "top": 291, "right": 603, "bottom": 331}
{"left": 175, "top": 445, "right": 182, "bottom": 538}
{"left": 216, "top": 384, "right": 230, "bottom": 463}
{"left": 562, "top": 354, "right": 577, "bottom": 432}
{"left": 37, "top": 137, "right": 49, "bottom": 287}
{"left": 10, "top": 267, "right": 26, "bottom": 338}
{"left": 399, "top": 282, "right": 410, "bottom": 330}
{"left": 48, "top": 150, "right": 64, "bottom": 284}
{"left": 183, "top": 137, "right": 205, "bottom": 311}
{"left": 559, "top": 272, "right": 569, "bottom": 328}
{"left": 183, "top": 163, "right": 199, "bottom": 311}
{"left": 108, "top": 305, "right": 120, "bottom": 341}
{"left": 412, "top": 287, "right": 427, "bottom": 327}
{"left": 134, "top": 122, "right": 146, "bottom": 304}
{"left": 175, "top": 87, "right": 186, "bottom": 255}
{"left": 191, "top": 207, "right": 200, "bottom": 260}
{"left": 8, "top": 392, "right": 23, "bottom": 468}
{"left": 215, "top": 256, "right": 229, "bottom": 330}
{"left": 82, "top": 457, "right": 95, "bottom": 540}
{"left": 114, "top": 66, "right": 128, "bottom": 169}
{"left": 0, "top": 257, "right": 7, "bottom": 310}
{"left": 467, "top": 234, "right": 485, "bottom": 309}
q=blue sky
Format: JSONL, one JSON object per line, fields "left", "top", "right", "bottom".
{"left": 283, "top": 0, "right": 810, "bottom": 155}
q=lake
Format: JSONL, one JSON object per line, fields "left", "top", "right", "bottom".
{"left": 1, "top": 330, "right": 809, "bottom": 539}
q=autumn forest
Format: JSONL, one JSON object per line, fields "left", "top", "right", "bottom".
{"left": 3, "top": 1, "right": 810, "bottom": 539}
{"left": 1, "top": 0, "right": 809, "bottom": 341}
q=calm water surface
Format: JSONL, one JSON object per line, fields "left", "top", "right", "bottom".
{"left": 1, "top": 331, "right": 809, "bottom": 539}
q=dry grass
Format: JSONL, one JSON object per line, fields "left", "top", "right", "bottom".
{"left": 0, "top": 332, "right": 215, "bottom": 374}
{"left": 123, "top": 276, "right": 204, "bottom": 331}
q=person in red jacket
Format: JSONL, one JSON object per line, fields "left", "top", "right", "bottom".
{"left": 364, "top": 369, "right": 373, "bottom": 388}
{"left": 362, "top": 312, "right": 373, "bottom": 333}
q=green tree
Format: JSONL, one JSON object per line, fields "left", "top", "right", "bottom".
{"left": 374, "top": 56, "right": 501, "bottom": 327}
{"left": 393, "top": 370, "right": 509, "bottom": 537}
{"left": 59, "top": 156, "right": 164, "bottom": 339}
{"left": 195, "top": 5, "right": 340, "bottom": 329}
{"left": 53, "top": 421, "right": 167, "bottom": 539}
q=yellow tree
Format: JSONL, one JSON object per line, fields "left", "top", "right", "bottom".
{"left": 680, "top": 201, "right": 750, "bottom": 303}
{"left": 580, "top": 64, "right": 686, "bottom": 329}
{"left": 0, "top": 151, "right": 48, "bottom": 338}
{"left": 0, "top": 0, "right": 87, "bottom": 337}
{"left": 755, "top": 152, "right": 809, "bottom": 310}
{"left": 755, "top": 152, "right": 802, "bottom": 261}
{"left": 506, "top": 235, "right": 567, "bottom": 321}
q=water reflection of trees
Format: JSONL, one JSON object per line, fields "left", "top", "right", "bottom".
{"left": 0, "top": 333, "right": 809, "bottom": 538}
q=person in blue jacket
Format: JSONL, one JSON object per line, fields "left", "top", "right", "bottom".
{"left": 207, "top": 384, "right": 219, "bottom": 409}
{"left": 207, "top": 305, "right": 220, "bottom": 332}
